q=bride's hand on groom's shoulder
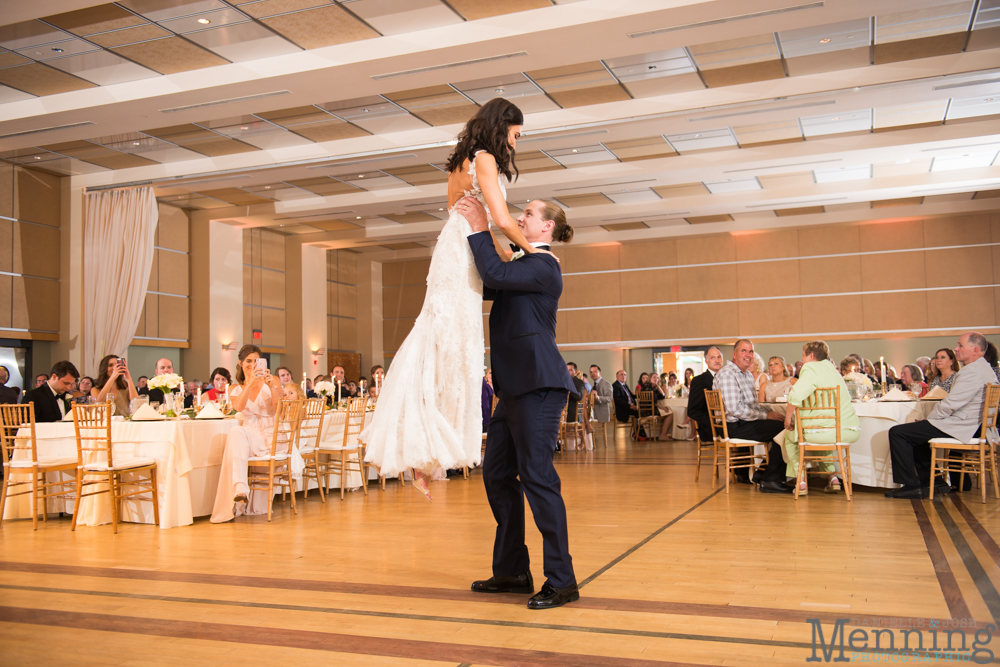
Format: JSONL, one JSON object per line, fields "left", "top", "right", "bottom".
{"left": 532, "top": 248, "right": 560, "bottom": 263}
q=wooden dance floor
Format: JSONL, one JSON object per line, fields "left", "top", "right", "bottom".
{"left": 2, "top": 433, "right": 999, "bottom": 666}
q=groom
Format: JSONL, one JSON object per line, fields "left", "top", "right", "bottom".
{"left": 461, "top": 197, "right": 579, "bottom": 610}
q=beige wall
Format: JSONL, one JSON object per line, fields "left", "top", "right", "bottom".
{"left": 382, "top": 258, "right": 430, "bottom": 366}
{"left": 0, "top": 163, "right": 61, "bottom": 340}
{"left": 133, "top": 203, "right": 190, "bottom": 345}
{"left": 243, "top": 228, "right": 286, "bottom": 351}
{"left": 327, "top": 250, "right": 358, "bottom": 356}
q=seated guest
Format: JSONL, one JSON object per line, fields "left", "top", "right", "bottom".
{"left": 613, "top": 370, "right": 641, "bottom": 437}
{"left": 347, "top": 381, "right": 359, "bottom": 397}
{"left": 792, "top": 360, "right": 803, "bottom": 378}
{"left": 136, "top": 375, "right": 149, "bottom": 395}
{"left": 482, "top": 373, "right": 494, "bottom": 433}
{"left": 0, "top": 366, "right": 20, "bottom": 404}
{"left": 899, "top": 364, "right": 927, "bottom": 397}
{"left": 283, "top": 382, "right": 304, "bottom": 400}
{"left": 22, "top": 361, "right": 79, "bottom": 422}
{"left": 641, "top": 374, "right": 672, "bottom": 440}
{"left": 915, "top": 356, "right": 932, "bottom": 380}
{"left": 714, "top": 339, "right": 789, "bottom": 492}
{"left": 634, "top": 372, "right": 650, "bottom": 397}
{"left": 72, "top": 376, "right": 94, "bottom": 403}
{"left": 275, "top": 366, "right": 293, "bottom": 387}
{"left": 686, "top": 347, "right": 724, "bottom": 444}
{"left": 368, "top": 384, "right": 379, "bottom": 401}
{"left": 184, "top": 379, "right": 200, "bottom": 408}
{"left": 147, "top": 358, "right": 179, "bottom": 404}
{"left": 886, "top": 332, "right": 995, "bottom": 499}
{"left": 92, "top": 354, "right": 138, "bottom": 416}
{"left": 358, "top": 376, "right": 368, "bottom": 395}
{"left": 211, "top": 345, "right": 283, "bottom": 522}
{"left": 34, "top": 374, "right": 47, "bottom": 389}
{"left": 782, "top": 341, "right": 859, "bottom": 494}
{"left": 839, "top": 357, "right": 861, "bottom": 376}
{"left": 682, "top": 368, "right": 694, "bottom": 398}
{"left": 203, "top": 367, "right": 232, "bottom": 403}
{"left": 758, "top": 355, "right": 796, "bottom": 402}
{"left": 986, "top": 342, "right": 1000, "bottom": 382}
{"left": 750, "top": 353, "right": 766, "bottom": 392}
{"left": 927, "top": 348, "right": 960, "bottom": 392}
{"left": 664, "top": 371, "right": 680, "bottom": 397}
{"left": 565, "top": 362, "right": 586, "bottom": 424}
{"left": 305, "top": 377, "right": 317, "bottom": 399}
{"left": 589, "top": 365, "right": 614, "bottom": 427}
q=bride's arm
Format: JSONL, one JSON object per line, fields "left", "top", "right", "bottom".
{"left": 475, "top": 153, "right": 537, "bottom": 255}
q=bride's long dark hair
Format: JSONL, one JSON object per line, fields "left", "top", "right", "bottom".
{"left": 445, "top": 98, "right": 523, "bottom": 182}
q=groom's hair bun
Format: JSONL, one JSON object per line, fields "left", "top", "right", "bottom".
{"left": 541, "top": 200, "right": 574, "bottom": 243}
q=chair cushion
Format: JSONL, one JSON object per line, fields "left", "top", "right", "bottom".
{"left": 726, "top": 438, "right": 767, "bottom": 445}
{"left": 298, "top": 446, "right": 315, "bottom": 455}
{"left": 929, "top": 437, "right": 980, "bottom": 446}
{"left": 248, "top": 453, "right": 289, "bottom": 462}
{"left": 318, "top": 444, "right": 361, "bottom": 452}
{"left": 6, "top": 457, "right": 78, "bottom": 469}
{"left": 83, "top": 456, "right": 156, "bottom": 472}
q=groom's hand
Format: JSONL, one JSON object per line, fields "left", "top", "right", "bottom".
{"left": 458, "top": 197, "right": 489, "bottom": 232}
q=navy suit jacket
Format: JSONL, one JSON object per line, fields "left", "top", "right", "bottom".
{"left": 468, "top": 232, "right": 574, "bottom": 398}
{"left": 686, "top": 370, "right": 715, "bottom": 442}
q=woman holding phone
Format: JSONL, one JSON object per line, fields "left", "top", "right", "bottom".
{"left": 211, "top": 344, "right": 283, "bottom": 523}
{"left": 92, "top": 354, "right": 138, "bottom": 416}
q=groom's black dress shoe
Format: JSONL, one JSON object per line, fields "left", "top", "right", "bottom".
{"left": 471, "top": 572, "right": 534, "bottom": 594}
{"left": 527, "top": 582, "right": 580, "bottom": 610}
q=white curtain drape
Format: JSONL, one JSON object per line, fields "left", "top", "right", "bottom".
{"left": 83, "top": 186, "right": 158, "bottom": 375}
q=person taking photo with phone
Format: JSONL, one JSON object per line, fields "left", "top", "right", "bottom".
{"left": 92, "top": 354, "right": 138, "bottom": 416}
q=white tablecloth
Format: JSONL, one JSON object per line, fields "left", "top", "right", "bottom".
{"left": 658, "top": 397, "right": 691, "bottom": 439}
{"left": 317, "top": 409, "right": 376, "bottom": 489}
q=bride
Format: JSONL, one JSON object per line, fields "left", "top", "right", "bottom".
{"left": 362, "top": 98, "right": 545, "bottom": 500}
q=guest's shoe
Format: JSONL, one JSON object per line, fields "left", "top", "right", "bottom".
{"left": 527, "top": 582, "right": 579, "bottom": 609}
{"left": 885, "top": 485, "right": 925, "bottom": 499}
{"left": 824, "top": 476, "right": 841, "bottom": 493}
{"left": 471, "top": 572, "right": 534, "bottom": 594}
{"left": 759, "top": 481, "right": 793, "bottom": 494}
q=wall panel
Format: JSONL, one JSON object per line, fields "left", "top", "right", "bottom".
{"left": 132, "top": 204, "right": 191, "bottom": 345}
{"left": 327, "top": 249, "right": 358, "bottom": 354}
{"left": 241, "top": 228, "right": 285, "bottom": 350}
{"left": 13, "top": 167, "right": 60, "bottom": 226}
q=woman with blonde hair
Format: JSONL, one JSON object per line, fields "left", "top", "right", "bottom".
{"left": 758, "top": 355, "right": 796, "bottom": 403}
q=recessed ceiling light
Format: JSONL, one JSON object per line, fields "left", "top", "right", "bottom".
{"left": 51, "top": 47, "right": 63, "bottom": 53}
{"left": 571, "top": 149, "right": 578, "bottom": 153}
{"left": 847, "top": 34, "right": 854, "bottom": 39}
{"left": 646, "top": 65, "right": 657, "bottom": 70}
{"left": 240, "top": 125, "right": 249, "bottom": 130}
{"left": 694, "top": 134, "right": 702, "bottom": 138}
{"left": 986, "top": 98, "right": 994, "bottom": 102}
{"left": 356, "top": 216, "right": 361, "bottom": 219}
{"left": 495, "top": 88, "right": 504, "bottom": 93}
{"left": 439, "top": 208, "right": 444, "bottom": 211}
{"left": 264, "top": 186, "right": 270, "bottom": 189}
{"left": 361, "top": 108, "right": 369, "bottom": 113}
{"left": 831, "top": 116, "right": 840, "bottom": 121}
{"left": 33, "top": 156, "right": 41, "bottom": 160}
{"left": 133, "top": 141, "right": 140, "bottom": 145}
{"left": 819, "top": 38, "right": 831, "bottom": 43}
{"left": 358, "top": 174, "right": 364, "bottom": 178}
{"left": 197, "top": 18, "right": 211, "bottom": 24}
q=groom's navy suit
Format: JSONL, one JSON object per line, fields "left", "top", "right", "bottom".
{"left": 468, "top": 232, "right": 577, "bottom": 589}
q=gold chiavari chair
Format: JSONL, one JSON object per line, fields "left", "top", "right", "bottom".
{"left": 296, "top": 398, "right": 326, "bottom": 504}
{"left": 704, "top": 390, "right": 769, "bottom": 493}
{"left": 318, "top": 397, "right": 369, "bottom": 500}
{"left": 248, "top": 398, "right": 302, "bottom": 521}
{"left": 929, "top": 384, "right": 1000, "bottom": 504}
{"left": 71, "top": 403, "right": 158, "bottom": 533}
{"left": 692, "top": 420, "right": 716, "bottom": 483}
{"left": 0, "top": 403, "right": 76, "bottom": 529}
{"left": 793, "top": 387, "right": 853, "bottom": 501}
{"left": 588, "top": 392, "right": 609, "bottom": 448}
{"left": 636, "top": 390, "right": 661, "bottom": 440}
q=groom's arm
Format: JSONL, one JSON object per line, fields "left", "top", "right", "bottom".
{"left": 468, "top": 233, "right": 554, "bottom": 293}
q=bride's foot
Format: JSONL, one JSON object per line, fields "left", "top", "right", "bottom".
{"left": 412, "top": 476, "right": 433, "bottom": 502}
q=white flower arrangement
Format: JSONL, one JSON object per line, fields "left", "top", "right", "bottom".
{"left": 843, "top": 372, "right": 873, "bottom": 392}
{"left": 149, "top": 373, "right": 184, "bottom": 392}
{"left": 313, "top": 381, "right": 336, "bottom": 396}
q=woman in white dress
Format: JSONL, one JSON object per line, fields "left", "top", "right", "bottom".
{"left": 362, "top": 98, "right": 545, "bottom": 501}
{"left": 211, "top": 345, "right": 283, "bottom": 522}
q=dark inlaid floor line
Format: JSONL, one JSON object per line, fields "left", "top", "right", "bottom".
{"left": 0, "top": 560, "right": 989, "bottom": 630}
{"left": 911, "top": 499, "right": 974, "bottom": 621}
{"left": 577, "top": 487, "right": 724, "bottom": 589}
{"left": 948, "top": 494, "right": 1000, "bottom": 569}
{"left": 0, "top": 605, "right": 712, "bottom": 667}
{"left": 931, "top": 499, "right": 1000, "bottom": 625}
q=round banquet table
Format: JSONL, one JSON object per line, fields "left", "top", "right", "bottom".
{"left": 658, "top": 397, "right": 692, "bottom": 439}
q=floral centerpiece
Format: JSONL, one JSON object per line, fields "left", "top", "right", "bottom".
{"left": 843, "top": 372, "right": 873, "bottom": 400}
{"left": 149, "top": 373, "right": 184, "bottom": 416}
{"left": 313, "top": 380, "right": 340, "bottom": 408}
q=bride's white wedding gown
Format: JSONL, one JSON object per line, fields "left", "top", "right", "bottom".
{"left": 362, "top": 152, "right": 503, "bottom": 476}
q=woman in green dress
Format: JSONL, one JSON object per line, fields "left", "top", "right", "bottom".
{"left": 783, "top": 340, "right": 860, "bottom": 493}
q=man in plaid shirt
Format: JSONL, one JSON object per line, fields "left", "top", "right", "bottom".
{"left": 713, "top": 339, "right": 790, "bottom": 493}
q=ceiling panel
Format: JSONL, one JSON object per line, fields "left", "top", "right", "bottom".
{"left": 930, "top": 152, "right": 999, "bottom": 171}
{"left": 384, "top": 85, "right": 478, "bottom": 126}
{"left": 515, "top": 150, "right": 564, "bottom": 174}
{"left": 0, "top": 63, "right": 96, "bottom": 96}
{"left": 602, "top": 189, "right": 661, "bottom": 204}
{"left": 799, "top": 109, "right": 872, "bottom": 136}
{"left": 874, "top": 100, "right": 948, "bottom": 129}
{"left": 604, "top": 48, "right": 704, "bottom": 96}
{"left": 45, "top": 50, "right": 160, "bottom": 86}
{"left": 112, "top": 36, "right": 230, "bottom": 74}
{"left": 554, "top": 193, "right": 612, "bottom": 207}
{"left": 379, "top": 212, "right": 440, "bottom": 224}
{"left": 0, "top": 21, "right": 74, "bottom": 50}
{"left": 546, "top": 145, "right": 617, "bottom": 165}
{"left": 44, "top": 4, "right": 148, "bottom": 36}
{"left": 603, "top": 136, "right": 677, "bottom": 162}
{"left": 197, "top": 187, "right": 275, "bottom": 204}
{"left": 285, "top": 176, "right": 361, "bottom": 195}
{"left": 345, "top": 0, "right": 463, "bottom": 35}
{"left": 704, "top": 178, "right": 760, "bottom": 194}
{"left": 158, "top": 8, "right": 252, "bottom": 34}
{"left": 335, "top": 170, "right": 408, "bottom": 190}
{"left": 242, "top": 183, "right": 315, "bottom": 200}
{"left": 382, "top": 164, "right": 448, "bottom": 185}
{"left": 183, "top": 22, "right": 301, "bottom": 62}
{"left": 814, "top": 164, "right": 871, "bottom": 183}
{"left": 871, "top": 197, "right": 924, "bottom": 208}
{"left": 14, "top": 38, "right": 101, "bottom": 61}
{"left": 445, "top": 0, "right": 550, "bottom": 21}
{"left": 40, "top": 140, "right": 159, "bottom": 169}
{"left": 686, "top": 214, "right": 734, "bottom": 223}
{"left": 198, "top": 116, "right": 313, "bottom": 149}
{"left": 665, "top": 128, "right": 736, "bottom": 152}
{"left": 778, "top": 18, "right": 871, "bottom": 58}
{"left": 453, "top": 74, "right": 559, "bottom": 114}
{"left": 774, "top": 206, "right": 825, "bottom": 216}
{"left": 946, "top": 93, "right": 1000, "bottom": 120}
{"left": 652, "top": 183, "right": 710, "bottom": 198}
{"left": 86, "top": 23, "right": 173, "bottom": 47}
{"left": 689, "top": 34, "right": 780, "bottom": 69}
{"left": 731, "top": 119, "right": 802, "bottom": 146}
{"left": 601, "top": 221, "right": 648, "bottom": 231}
{"left": 323, "top": 96, "right": 430, "bottom": 134}
{"left": 119, "top": 0, "right": 230, "bottom": 21}
{"left": 875, "top": 2, "right": 974, "bottom": 43}
{"left": 0, "top": 50, "right": 33, "bottom": 68}
{"left": 526, "top": 62, "right": 629, "bottom": 109}
{"left": 757, "top": 171, "right": 815, "bottom": 189}
{"left": 238, "top": 0, "right": 333, "bottom": 19}
{"left": 261, "top": 5, "right": 379, "bottom": 49}
{"left": 700, "top": 60, "right": 786, "bottom": 87}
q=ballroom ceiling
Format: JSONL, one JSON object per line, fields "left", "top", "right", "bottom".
{"left": 0, "top": 0, "right": 998, "bottom": 255}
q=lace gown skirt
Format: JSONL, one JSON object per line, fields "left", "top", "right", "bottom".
{"left": 362, "top": 209, "right": 485, "bottom": 477}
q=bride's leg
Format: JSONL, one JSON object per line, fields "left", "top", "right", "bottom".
{"left": 413, "top": 469, "right": 433, "bottom": 501}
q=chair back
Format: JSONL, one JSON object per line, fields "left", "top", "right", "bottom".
{"left": 689, "top": 418, "right": 701, "bottom": 447}
{"left": 637, "top": 390, "right": 656, "bottom": 418}
{"left": 575, "top": 400, "right": 586, "bottom": 423}
{"left": 794, "top": 387, "right": 841, "bottom": 445}
{"left": 342, "top": 397, "right": 367, "bottom": 448}
{"left": 980, "top": 384, "right": 1000, "bottom": 439}
{"left": 268, "top": 399, "right": 303, "bottom": 459}
{"left": 0, "top": 403, "right": 36, "bottom": 467}
{"left": 491, "top": 394, "right": 499, "bottom": 416}
{"left": 703, "top": 390, "right": 731, "bottom": 442}
{"left": 297, "top": 398, "right": 327, "bottom": 450}
{"left": 72, "top": 402, "right": 114, "bottom": 469}
{"left": 559, "top": 399, "right": 568, "bottom": 426}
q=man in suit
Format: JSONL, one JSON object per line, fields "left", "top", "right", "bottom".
{"left": 0, "top": 366, "right": 20, "bottom": 404}
{"left": 588, "top": 365, "right": 614, "bottom": 425}
{"left": 563, "top": 363, "right": 585, "bottom": 449}
{"left": 464, "top": 197, "right": 579, "bottom": 610}
{"left": 686, "top": 347, "right": 724, "bottom": 444}
{"left": 146, "top": 358, "right": 178, "bottom": 404}
{"left": 21, "top": 361, "right": 79, "bottom": 422}
{"left": 612, "top": 370, "right": 641, "bottom": 438}
{"left": 886, "top": 332, "right": 997, "bottom": 499}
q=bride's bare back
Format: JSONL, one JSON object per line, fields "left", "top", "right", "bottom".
{"left": 447, "top": 159, "right": 475, "bottom": 207}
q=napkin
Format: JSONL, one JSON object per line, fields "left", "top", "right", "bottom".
{"left": 62, "top": 411, "right": 74, "bottom": 421}
{"left": 923, "top": 386, "right": 948, "bottom": 400}
{"left": 881, "top": 387, "right": 913, "bottom": 401}
{"left": 132, "top": 403, "right": 165, "bottom": 421}
{"left": 196, "top": 403, "right": 225, "bottom": 419}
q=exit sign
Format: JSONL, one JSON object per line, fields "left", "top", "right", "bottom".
{"left": 252, "top": 330, "right": 261, "bottom": 340}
